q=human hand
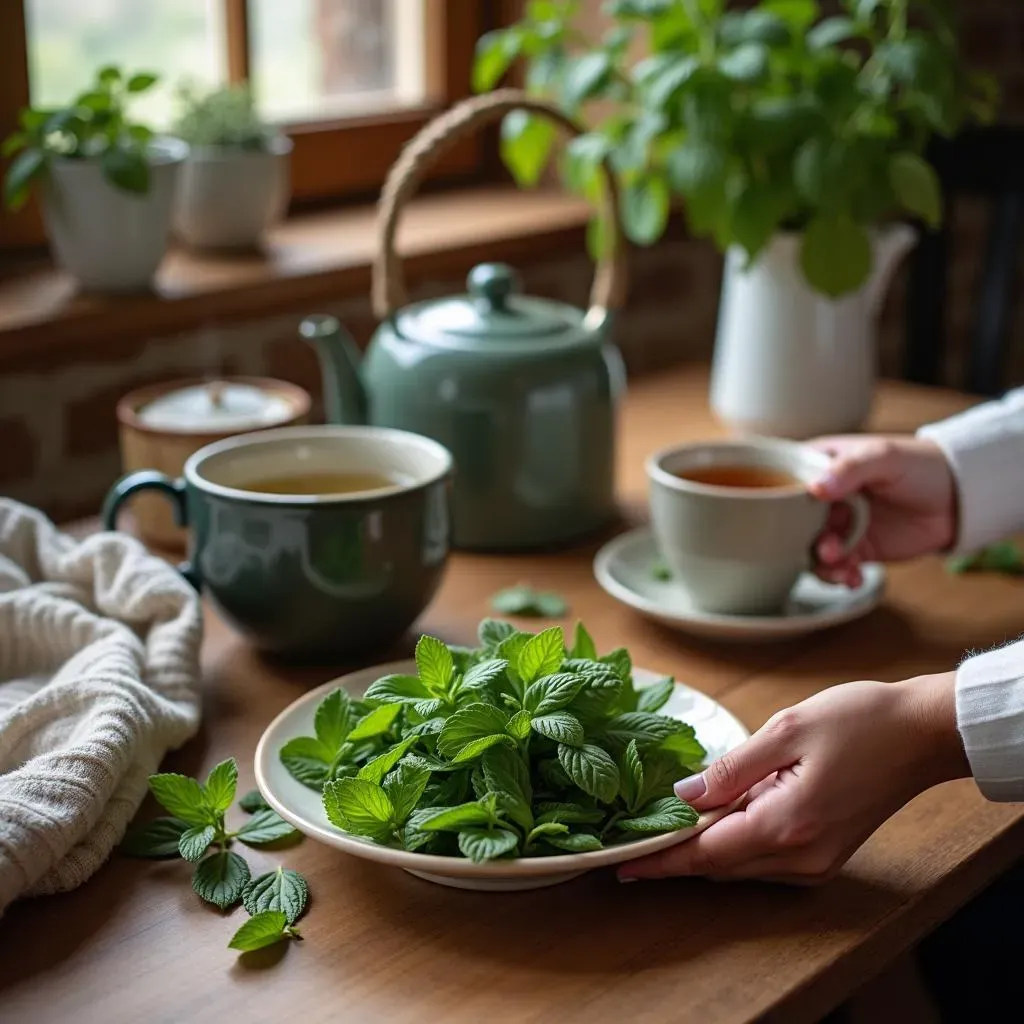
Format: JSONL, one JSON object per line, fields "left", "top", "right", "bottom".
{"left": 809, "top": 437, "right": 957, "bottom": 587}
{"left": 617, "top": 672, "right": 968, "bottom": 885}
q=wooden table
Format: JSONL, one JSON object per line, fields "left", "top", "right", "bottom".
{"left": 3, "top": 366, "right": 1023, "bottom": 1024}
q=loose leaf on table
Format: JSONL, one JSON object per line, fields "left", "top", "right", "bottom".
{"left": 616, "top": 797, "right": 699, "bottom": 833}
{"left": 203, "top": 758, "right": 238, "bottom": 815}
{"left": 122, "top": 816, "right": 190, "bottom": 858}
{"left": 557, "top": 743, "right": 620, "bottom": 804}
{"left": 416, "top": 634, "right": 454, "bottom": 695}
{"left": 531, "top": 711, "right": 585, "bottom": 747}
{"left": 323, "top": 778, "right": 395, "bottom": 840}
{"left": 228, "top": 910, "right": 297, "bottom": 953}
{"left": 637, "top": 677, "right": 675, "bottom": 714}
{"left": 149, "top": 773, "right": 211, "bottom": 826}
{"left": 517, "top": 626, "right": 565, "bottom": 685}
{"left": 235, "top": 808, "right": 299, "bottom": 846}
{"left": 242, "top": 867, "right": 309, "bottom": 924}
{"left": 457, "top": 826, "right": 520, "bottom": 863}
{"left": 491, "top": 586, "right": 568, "bottom": 618}
{"left": 192, "top": 850, "right": 251, "bottom": 909}
{"left": 179, "top": 824, "right": 216, "bottom": 862}
{"left": 238, "top": 789, "right": 270, "bottom": 813}
{"left": 947, "top": 541, "right": 1024, "bottom": 576}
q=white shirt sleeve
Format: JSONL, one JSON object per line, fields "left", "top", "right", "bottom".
{"left": 916, "top": 389, "right": 1024, "bottom": 801}
{"left": 917, "top": 387, "right": 1024, "bottom": 554}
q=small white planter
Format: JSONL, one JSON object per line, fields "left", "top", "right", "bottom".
{"left": 41, "top": 137, "right": 187, "bottom": 293}
{"left": 172, "top": 135, "right": 292, "bottom": 250}
{"left": 709, "top": 225, "right": 918, "bottom": 439}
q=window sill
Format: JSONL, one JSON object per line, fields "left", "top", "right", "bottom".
{"left": 0, "top": 185, "right": 593, "bottom": 365}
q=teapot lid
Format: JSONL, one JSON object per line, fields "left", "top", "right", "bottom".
{"left": 393, "top": 263, "right": 588, "bottom": 349}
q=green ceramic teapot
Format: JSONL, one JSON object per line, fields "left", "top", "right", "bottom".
{"left": 299, "top": 90, "right": 628, "bottom": 550}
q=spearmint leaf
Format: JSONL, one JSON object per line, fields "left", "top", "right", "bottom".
{"left": 279, "top": 736, "right": 332, "bottom": 790}
{"left": 659, "top": 728, "right": 708, "bottom": 764}
{"left": 239, "top": 789, "right": 270, "bottom": 813}
{"left": 192, "top": 851, "right": 250, "bottom": 909}
{"left": 528, "top": 822, "right": 569, "bottom": 845}
{"left": 532, "top": 711, "right": 585, "bottom": 746}
{"left": 534, "top": 802, "right": 605, "bottom": 826}
{"left": 479, "top": 619, "right": 517, "bottom": 649}
{"left": 569, "top": 622, "right": 597, "bottom": 661}
{"left": 322, "top": 778, "right": 395, "bottom": 839}
{"left": 557, "top": 743, "right": 620, "bottom": 803}
{"left": 383, "top": 759, "right": 431, "bottom": 823}
{"left": 604, "top": 712, "right": 684, "bottom": 749}
{"left": 235, "top": 809, "right": 299, "bottom": 846}
{"left": 889, "top": 151, "right": 941, "bottom": 229}
{"left": 462, "top": 658, "right": 509, "bottom": 697}
{"left": 363, "top": 674, "right": 429, "bottom": 704}
{"left": 228, "top": 910, "right": 291, "bottom": 952}
{"left": 437, "top": 703, "right": 510, "bottom": 759}
{"left": 242, "top": 867, "right": 309, "bottom": 924}
{"left": 121, "top": 816, "right": 189, "bottom": 858}
{"left": 525, "top": 673, "right": 584, "bottom": 715}
{"left": 149, "top": 773, "right": 212, "bottom": 826}
{"left": 600, "top": 648, "right": 632, "bottom": 683}
{"left": 619, "top": 739, "right": 644, "bottom": 813}
{"left": 506, "top": 709, "right": 532, "bottom": 740}
{"left": 481, "top": 746, "right": 532, "bottom": 830}
{"left": 413, "top": 698, "right": 444, "bottom": 718}
{"left": 616, "top": 796, "right": 699, "bottom": 833}
{"left": 347, "top": 703, "right": 400, "bottom": 742}
{"left": 490, "top": 586, "right": 567, "bottom": 618}
{"left": 203, "top": 758, "right": 238, "bottom": 814}
{"left": 451, "top": 734, "right": 515, "bottom": 763}
{"left": 458, "top": 827, "right": 519, "bottom": 863}
{"left": 314, "top": 689, "right": 355, "bottom": 750}
{"left": 800, "top": 216, "right": 872, "bottom": 297}
{"left": 419, "top": 800, "right": 494, "bottom": 832}
{"left": 518, "top": 626, "right": 564, "bottom": 684}
{"left": 416, "top": 635, "right": 454, "bottom": 695}
{"left": 543, "top": 832, "right": 603, "bottom": 852}
{"left": 178, "top": 824, "right": 215, "bottom": 862}
{"left": 637, "top": 678, "right": 675, "bottom": 713}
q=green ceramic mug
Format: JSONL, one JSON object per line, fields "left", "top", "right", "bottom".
{"left": 102, "top": 425, "right": 453, "bottom": 659}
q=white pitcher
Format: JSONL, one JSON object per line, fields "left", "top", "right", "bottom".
{"left": 709, "top": 225, "right": 917, "bottom": 439}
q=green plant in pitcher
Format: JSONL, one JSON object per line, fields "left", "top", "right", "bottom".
{"left": 473, "top": 0, "right": 997, "bottom": 296}
{"left": 2, "top": 65, "right": 160, "bottom": 210}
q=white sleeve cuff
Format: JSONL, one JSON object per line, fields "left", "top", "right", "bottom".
{"left": 917, "top": 389, "right": 1024, "bottom": 554}
{"left": 956, "top": 638, "right": 1024, "bottom": 802}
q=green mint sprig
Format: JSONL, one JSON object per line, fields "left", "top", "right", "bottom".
{"left": 947, "top": 540, "right": 1024, "bottom": 577}
{"left": 491, "top": 585, "right": 569, "bottom": 618}
{"left": 280, "top": 618, "right": 704, "bottom": 863}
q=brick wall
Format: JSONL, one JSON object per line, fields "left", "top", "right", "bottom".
{"left": 1, "top": 0, "right": 1021, "bottom": 522}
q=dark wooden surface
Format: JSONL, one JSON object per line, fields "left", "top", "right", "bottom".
{"left": 2, "top": 367, "right": 1022, "bottom": 1024}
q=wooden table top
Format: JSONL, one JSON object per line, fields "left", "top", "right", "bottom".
{"left": 3, "top": 366, "right": 1023, "bottom": 1024}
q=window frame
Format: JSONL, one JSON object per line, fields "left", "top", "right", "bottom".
{"left": 0, "top": 0, "right": 507, "bottom": 251}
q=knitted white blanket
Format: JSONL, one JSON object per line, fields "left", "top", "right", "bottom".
{"left": 0, "top": 499, "right": 202, "bottom": 915}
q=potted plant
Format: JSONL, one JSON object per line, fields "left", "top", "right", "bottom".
{"left": 2, "top": 66, "right": 187, "bottom": 294}
{"left": 170, "top": 83, "right": 292, "bottom": 251}
{"left": 474, "top": 0, "right": 998, "bottom": 437}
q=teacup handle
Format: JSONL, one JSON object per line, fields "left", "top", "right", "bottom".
{"left": 834, "top": 493, "right": 871, "bottom": 557}
{"left": 102, "top": 471, "right": 200, "bottom": 590}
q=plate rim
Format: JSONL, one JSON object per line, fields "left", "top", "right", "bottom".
{"left": 593, "top": 525, "right": 885, "bottom": 635}
{"left": 254, "top": 660, "right": 750, "bottom": 879}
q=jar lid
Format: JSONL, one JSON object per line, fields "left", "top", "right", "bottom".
{"left": 137, "top": 381, "right": 294, "bottom": 433}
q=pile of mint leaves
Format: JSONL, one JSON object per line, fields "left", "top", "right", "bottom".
{"left": 280, "top": 619, "right": 707, "bottom": 861}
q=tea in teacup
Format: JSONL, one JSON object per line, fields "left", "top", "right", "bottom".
{"left": 237, "top": 471, "right": 401, "bottom": 496}
{"left": 673, "top": 464, "right": 801, "bottom": 490}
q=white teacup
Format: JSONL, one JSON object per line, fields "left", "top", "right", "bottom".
{"left": 647, "top": 439, "right": 869, "bottom": 616}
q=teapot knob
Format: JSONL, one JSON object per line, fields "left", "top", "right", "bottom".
{"left": 467, "top": 263, "right": 519, "bottom": 312}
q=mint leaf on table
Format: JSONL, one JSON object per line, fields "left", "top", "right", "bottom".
{"left": 491, "top": 585, "right": 568, "bottom": 618}
{"left": 122, "top": 817, "right": 190, "bottom": 858}
{"left": 179, "top": 824, "right": 216, "bottom": 863}
{"left": 242, "top": 867, "right": 309, "bottom": 925}
{"left": 192, "top": 850, "right": 251, "bottom": 909}
{"left": 228, "top": 910, "right": 300, "bottom": 952}
{"left": 458, "top": 826, "right": 519, "bottom": 863}
{"left": 557, "top": 743, "right": 621, "bottom": 804}
{"left": 149, "top": 773, "right": 211, "bottom": 826}
{"left": 238, "top": 789, "right": 270, "bottom": 814}
{"left": 202, "top": 758, "right": 238, "bottom": 816}
{"left": 616, "top": 797, "right": 699, "bottom": 833}
{"left": 531, "top": 711, "right": 585, "bottom": 747}
{"left": 235, "top": 809, "right": 299, "bottom": 846}
{"left": 637, "top": 677, "right": 675, "bottom": 714}
{"left": 947, "top": 541, "right": 1024, "bottom": 576}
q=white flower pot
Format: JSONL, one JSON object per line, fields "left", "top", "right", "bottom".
{"left": 172, "top": 135, "right": 292, "bottom": 250}
{"left": 709, "top": 226, "right": 918, "bottom": 439}
{"left": 41, "top": 137, "right": 187, "bottom": 293}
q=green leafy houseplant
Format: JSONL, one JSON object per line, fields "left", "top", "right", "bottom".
{"left": 2, "top": 65, "right": 160, "bottom": 210}
{"left": 474, "top": 0, "right": 998, "bottom": 296}
{"left": 171, "top": 83, "right": 275, "bottom": 150}
{"left": 280, "top": 619, "right": 707, "bottom": 863}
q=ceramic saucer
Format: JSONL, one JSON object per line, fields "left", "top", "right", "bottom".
{"left": 594, "top": 526, "right": 886, "bottom": 642}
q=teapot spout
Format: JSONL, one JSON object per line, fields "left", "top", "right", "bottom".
{"left": 299, "top": 314, "right": 368, "bottom": 426}
{"left": 867, "top": 223, "right": 918, "bottom": 315}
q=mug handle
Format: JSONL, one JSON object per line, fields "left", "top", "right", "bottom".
{"left": 102, "top": 470, "right": 200, "bottom": 590}
{"left": 834, "top": 493, "right": 871, "bottom": 557}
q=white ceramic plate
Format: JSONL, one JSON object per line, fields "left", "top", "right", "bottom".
{"left": 594, "top": 526, "right": 886, "bottom": 642}
{"left": 254, "top": 660, "right": 749, "bottom": 891}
